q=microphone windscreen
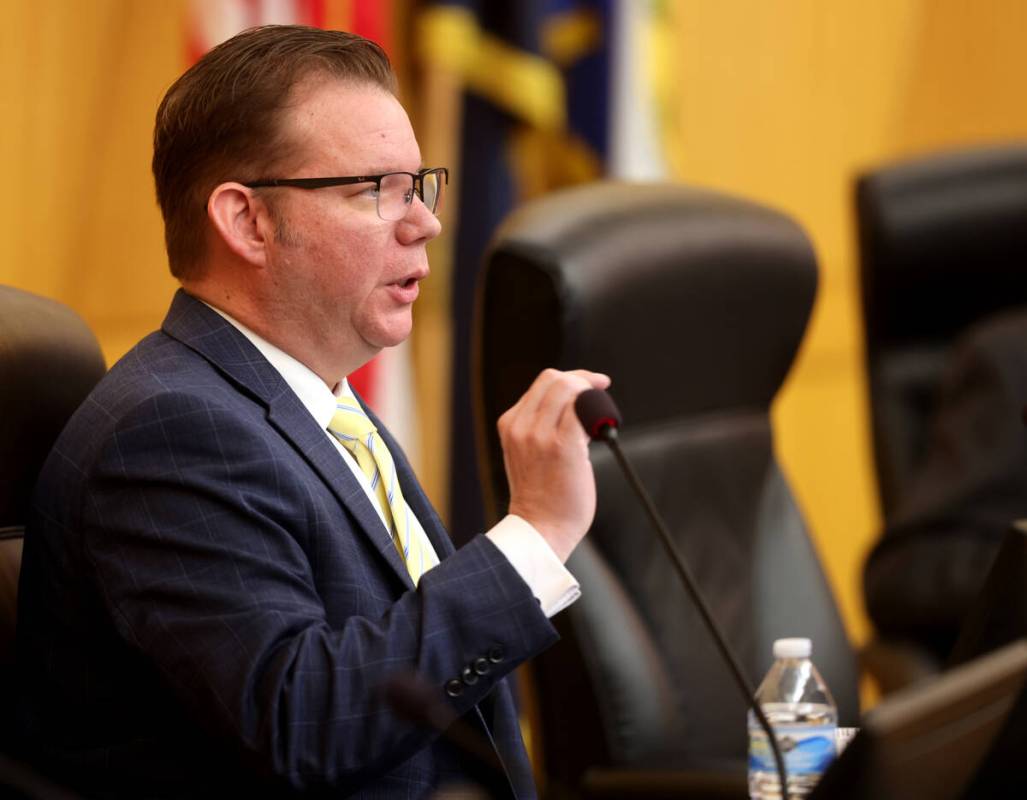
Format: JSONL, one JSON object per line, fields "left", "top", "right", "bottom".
{"left": 575, "top": 389, "right": 622, "bottom": 440}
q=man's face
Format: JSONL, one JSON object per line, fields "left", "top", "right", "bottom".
{"left": 262, "top": 77, "right": 441, "bottom": 373}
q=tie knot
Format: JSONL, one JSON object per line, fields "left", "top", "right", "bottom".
{"left": 329, "top": 400, "right": 377, "bottom": 444}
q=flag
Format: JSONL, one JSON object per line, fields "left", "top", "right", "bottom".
{"left": 609, "top": 0, "right": 676, "bottom": 179}
{"left": 188, "top": 0, "right": 326, "bottom": 62}
{"left": 185, "top": 0, "right": 419, "bottom": 466}
{"left": 417, "top": 0, "right": 614, "bottom": 543}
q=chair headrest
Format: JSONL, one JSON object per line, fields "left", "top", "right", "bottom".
{"left": 857, "top": 143, "right": 1027, "bottom": 349}
{"left": 478, "top": 182, "right": 818, "bottom": 428}
{"left": 0, "top": 286, "right": 106, "bottom": 528}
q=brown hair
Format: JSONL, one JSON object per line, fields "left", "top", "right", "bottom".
{"left": 152, "top": 25, "right": 396, "bottom": 279}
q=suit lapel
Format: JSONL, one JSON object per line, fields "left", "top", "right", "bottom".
{"left": 266, "top": 392, "right": 416, "bottom": 589}
{"left": 161, "top": 290, "right": 416, "bottom": 589}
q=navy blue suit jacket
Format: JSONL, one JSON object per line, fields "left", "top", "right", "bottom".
{"left": 17, "top": 290, "right": 558, "bottom": 798}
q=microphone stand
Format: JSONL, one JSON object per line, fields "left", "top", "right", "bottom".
{"left": 596, "top": 424, "right": 791, "bottom": 800}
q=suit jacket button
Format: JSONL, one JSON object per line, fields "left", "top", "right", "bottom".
{"left": 445, "top": 679, "right": 464, "bottom": 697}
{"left": 487, "top": 645, "right": 505, "bottom": 663}
{"left": 473, "top": 657, "right": 491, "bottom": 675}
{"left": 461, "top": 666, "right": 479, "bottom": 686}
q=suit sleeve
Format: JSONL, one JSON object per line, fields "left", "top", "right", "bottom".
{"left": 79, "top": 390, "right": 558, "bottom": 791}
{"left": 863, "top": 323, "right": 1027, "bottom": 659}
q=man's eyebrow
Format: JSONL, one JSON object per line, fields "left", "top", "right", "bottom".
{"left": 364, "top": 165, "right": 428, "bottom": 174}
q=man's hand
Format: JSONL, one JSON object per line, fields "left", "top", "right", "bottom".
{"left": 498, "top": 369, "right": 611, "bottom": 563}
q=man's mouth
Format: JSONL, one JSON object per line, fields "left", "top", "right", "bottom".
{"left": 386, "top": 273, "right": 424, "bottom": 303}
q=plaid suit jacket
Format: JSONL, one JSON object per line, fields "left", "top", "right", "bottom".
{"left": 17, "top": 290, "right": 558, "bottom": 798}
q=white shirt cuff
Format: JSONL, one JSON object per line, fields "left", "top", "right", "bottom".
{"left": 486, "top": 514, "right": 581, "bottom": 618}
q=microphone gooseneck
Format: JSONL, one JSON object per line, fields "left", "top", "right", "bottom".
{"left": 575, "top": 388, "right": 791, "bottom": 800}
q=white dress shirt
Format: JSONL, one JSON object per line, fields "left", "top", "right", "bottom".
{"left": 206, "top": 304, "right": 580, "bottom": 617}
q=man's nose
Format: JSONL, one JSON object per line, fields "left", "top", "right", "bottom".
{"left": 397, "top": 196, "right": 443, "bottom": 244}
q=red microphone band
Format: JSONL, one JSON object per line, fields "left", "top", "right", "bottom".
{"left": 574, "top": 388, "right": 623, "bottom": 441}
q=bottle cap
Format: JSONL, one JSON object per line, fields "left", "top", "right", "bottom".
{"left": 773, "top": 637, "right": 812, "bottom": 658}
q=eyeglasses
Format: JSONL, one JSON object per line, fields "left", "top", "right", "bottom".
{"left": 244, "top": 167, "right": 448, "bottom": 221}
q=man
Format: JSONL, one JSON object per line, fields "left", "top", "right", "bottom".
{"left": 16, "top": 26, "right": 607, "bottom": 798}
{"left": 864, "top": 309, "right": 1027, "bottom": 664}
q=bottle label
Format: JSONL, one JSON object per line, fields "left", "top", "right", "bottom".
{"left": 749, "top": 723, "right": 836, "bottom": 775}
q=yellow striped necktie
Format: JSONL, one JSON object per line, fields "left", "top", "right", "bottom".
{"left": 328, "top": 394, "right": 437, "bottom": 585}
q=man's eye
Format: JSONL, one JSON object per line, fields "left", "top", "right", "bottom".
{"left": 359, "top": 184, "right": 380, "bottom": 198}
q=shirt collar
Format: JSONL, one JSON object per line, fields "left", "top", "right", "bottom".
{"left": 203, "top": 302, "right": 347, "bottom": 430}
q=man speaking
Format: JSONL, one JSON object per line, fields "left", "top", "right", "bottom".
{"left": 16, "top": 25, "right": 607, "bottom": 798}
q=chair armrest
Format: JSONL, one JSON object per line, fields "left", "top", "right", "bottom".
{"left": 859, "top": 636, "right": 941, "bottom": 695}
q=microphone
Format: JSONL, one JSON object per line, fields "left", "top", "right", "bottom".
{"left": 575, "top": 389, "right": 622, "bottom": 439}
{"left": 575, "top": 388, "right": 792, "bottom": 800}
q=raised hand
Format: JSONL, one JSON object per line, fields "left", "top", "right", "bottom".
{"left": 498, "top": 368, "right": 611, "bottom": 562}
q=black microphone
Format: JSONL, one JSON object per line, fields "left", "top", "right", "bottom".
{"left": 575, "top": 388, "right": 623, "bottom": 439}
{"left": 574, "top": 388, "right": 792, "bottom": 800}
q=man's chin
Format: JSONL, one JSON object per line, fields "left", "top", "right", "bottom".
{"left": 363, "top": 322, "right": 413, "bottom": 352}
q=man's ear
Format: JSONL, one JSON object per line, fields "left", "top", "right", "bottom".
{"left": 207, "top": 182, "right": 274, "bottom": 266}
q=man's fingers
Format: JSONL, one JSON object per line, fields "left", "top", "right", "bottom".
{"left": 530, "top": 373, "right": 595, "bottom": 434}
{"left": 499, "top": 369, "right": 611, "bottom": 434}
{"left": 567, "top": 369, "right": 611, "bottom": 391}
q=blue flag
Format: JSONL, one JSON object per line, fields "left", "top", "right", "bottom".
{"left": 419, "top": 0, "right": 613, "bottom": 542}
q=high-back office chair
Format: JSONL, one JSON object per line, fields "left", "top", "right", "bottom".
{"left": 0, "top": 286, "right": 106, "bottom": 751}
{"left": 857, "top": 143, "right": 1027, "bottom": 519}
{"left": 474, "top": 183, "right": 859, "bottom": 798}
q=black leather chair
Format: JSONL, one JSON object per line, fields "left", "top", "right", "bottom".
{"left": 0, "top": 286, "right": 105, "bottom": 790}
{"left": 856, "top": 143, "right": 1027, "bottom": 519}
{"left": 856, "top": 143, "right": 1027, "bottom": 693}
{"left": 473, "top": 182, "right": 859, "bottom": 799}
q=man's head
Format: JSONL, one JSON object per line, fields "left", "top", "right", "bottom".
{"left": 152, "top": 25, "right": 396, "bottom": 279}
{"left": 152, "top": 25, "right": 442, "bottom": 384}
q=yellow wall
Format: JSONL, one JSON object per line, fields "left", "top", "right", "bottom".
{"left": 664, "top": 0, "right": 1027, "bottom": 651}
{"left": 3, "top": 1, "right": 1027, "bottom": 668}
{"left": 0, "top": 0, "right": 182, "bottom": 362}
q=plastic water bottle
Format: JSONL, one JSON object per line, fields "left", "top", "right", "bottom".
{"left": 748, "top": 638, "right": 838, "bottom": 799}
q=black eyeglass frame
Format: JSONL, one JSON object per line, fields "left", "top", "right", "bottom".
{"left": 243, "top": 167, "right": 449, "bottom": 217}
